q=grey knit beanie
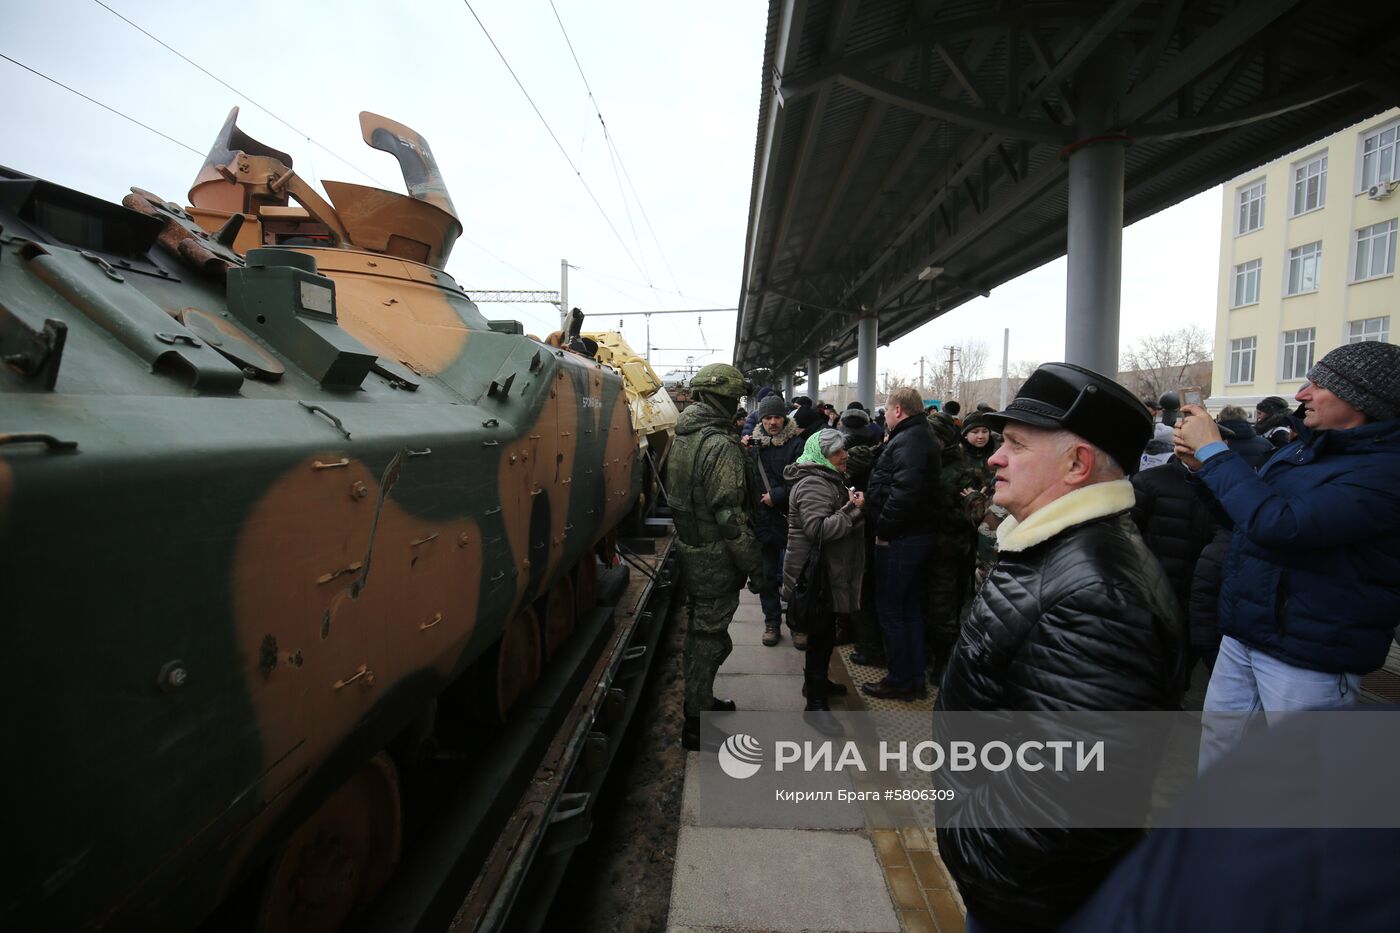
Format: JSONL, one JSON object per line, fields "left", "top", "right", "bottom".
{"left": 1306, "top": 342, "right": 1400, "bottom": 421}
{"left": 817, "top": 428, "right": 847, "bottom": 459}
{"left": 756, "top": 394, "right": 786, "bottom": 418}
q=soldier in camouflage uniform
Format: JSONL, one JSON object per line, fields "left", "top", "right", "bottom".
{"left": 666, "top": 363, "right": 768, "bottom": 750}
{"left": 925, "top": 413, "right": 983, "bottom": 682}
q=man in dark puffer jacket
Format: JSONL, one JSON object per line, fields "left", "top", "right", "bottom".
{"left": 864, "top": 386, "right": 944, "bottom": 698}
{"left": 1131, "top": 455, "right": 1220, "bottom": 683}
{"left": 935, "top": 364, "right": 1184, "bottom": 933}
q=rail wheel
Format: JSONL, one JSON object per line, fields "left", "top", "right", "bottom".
{"left": 494, "top": 606, "right": 542, "bottom": 720}
{"left": 573, "top": 555, "right": 598, "bottom": 614}
{"left": 257, "top": 752, "right": 402, "bottom": 933}
{"left": 540, "top": 574, "right": 576, "bottom": 661}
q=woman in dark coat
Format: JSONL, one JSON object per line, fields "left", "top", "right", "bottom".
{"left": 960, "top": 412, "right": 1004, "bottom": 578}
{"left": 782, "top": 429, "right": 866, "bottom": 710}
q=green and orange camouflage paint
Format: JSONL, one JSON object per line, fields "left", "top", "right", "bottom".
{"left": 0, "top": 110, "right": 641, "bottom": 931}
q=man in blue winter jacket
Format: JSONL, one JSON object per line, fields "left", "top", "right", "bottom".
{"left": 1174, "top": 341, "right": 1400, "bottom": 771}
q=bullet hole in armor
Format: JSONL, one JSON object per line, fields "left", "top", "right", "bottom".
{"left": 255, "top": 314, "right": 266, "bottom": 325}
{"left": 556, "top": 453, "right": 564, "bottom": 464}
{"left": 258, "top": 634, "right": 277, "bottom": 676}
{"left": 320, "top": 610, "right": 331, "bottom": 640}
{"left": 290, "top": 650, "right": 304, "bottom": 668}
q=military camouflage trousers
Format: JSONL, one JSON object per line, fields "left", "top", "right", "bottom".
{"left": 682, "top": 589, "right": 741, "bottom": 716}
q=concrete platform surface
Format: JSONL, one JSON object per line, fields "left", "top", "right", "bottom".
{"left": 668, "top": 827, "right": 900, "bottom": 932}
{"left": 666, "top": 590, "right": 964, "bottom": 933}
{"left": 711, "top": 672, "right": 807, "bottom": 711}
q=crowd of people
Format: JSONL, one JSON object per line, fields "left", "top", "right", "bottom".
{"left": 665, "top": 340, "right": 1400, "bottom": 929}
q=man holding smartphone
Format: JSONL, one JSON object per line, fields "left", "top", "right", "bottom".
{"left": 1174, "top": 341, "right": 1400, "bottom": 771}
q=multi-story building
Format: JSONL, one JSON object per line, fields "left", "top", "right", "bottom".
{"left": 1211, "top": 107, "right": 1400, "bottom": 411}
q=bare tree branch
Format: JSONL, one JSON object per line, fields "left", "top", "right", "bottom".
{"left": 1119, "top": 326, "right": 1212, "bottom": 403}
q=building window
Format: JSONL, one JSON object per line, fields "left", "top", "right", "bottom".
{"left": 1354, "top": 219, "right": 1398, "bottom": 281}
{"left": 1286, "top": 242, "right": 1322, "bottom": 295}
{"left": 1361, "top": 121, "right": 1399, "bottom": 191}
{"left": 1348, "top": 316, "right": 1390, "bottom": 343}
{"left": 1231, "top": 259, "right": 1261, "bottom": 307}
{"left": 1291, "top": 152, "right": 1327, "bottom": 215}
{"left": 1228, "top": 336, "right": 1256, "bottom": 385}
{"left": 1236, "top": 180, "right": 1265, "bottom": 235}
{"left": 1281, "top": 328, "right": 1316, "bottom": 380}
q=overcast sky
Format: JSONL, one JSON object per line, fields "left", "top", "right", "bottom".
{"left": 2, "top": 0, "right": 1221, "bottom": 389}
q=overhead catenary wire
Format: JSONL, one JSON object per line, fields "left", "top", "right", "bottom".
{"left": 32, "top": 3, "right": 695, "bottom": 328}
{"left": 84, "top": 1, "right": 575, "bottom": 297}
{"left": 548, "top": 0, "right": 684, "bottom": 297}
{"left": 459, "top": 0, "right": 661, "bottom": 303}
{"left": 0, "top": 51, "right": 203, "bottom": 158}
{"left": 571, "top": 264, "right": 727, "bottom": 308}
{"left": 89, "top": 0, "right": 392, "bottom": 190}
{"left": 547, "top": 0, "right": 652, "bottom": 288}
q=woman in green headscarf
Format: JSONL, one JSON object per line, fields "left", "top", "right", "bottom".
{"left": 781, "top": 428, "right": 867, "bottom": 710}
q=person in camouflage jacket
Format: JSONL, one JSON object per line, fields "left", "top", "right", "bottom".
{"left": 666, "top": 364, "right": 767, "bottom": 750}
{"left": 925, "top": 413, "right": 983, "bottom": 681}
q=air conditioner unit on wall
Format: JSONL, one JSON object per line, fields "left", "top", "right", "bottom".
{"left": 1366, "top": 180, "right": 1396, "bottom": 200}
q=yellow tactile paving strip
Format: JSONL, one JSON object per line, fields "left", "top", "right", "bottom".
{"left": 836, "top": 644, "right": 966, "bottom": 933}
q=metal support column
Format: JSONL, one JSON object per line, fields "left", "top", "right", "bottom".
{"left": 807, "top": 354, "right": 821, "bottom": 401}
{"left": 781, "top": 372, "right": 795, "bottom": 401}
{"left": 1064, "top": 44, "right": 1132, "bottom": 378}
{"left": 857, "top": 316, "right": 877, "bottom": 409}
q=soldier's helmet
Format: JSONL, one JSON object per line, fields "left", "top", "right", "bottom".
{"left": 690, "top": 363, "right": 752, "bottom": 399}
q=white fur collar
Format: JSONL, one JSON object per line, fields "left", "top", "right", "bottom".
{"left": 996, "top": 479, "right": 1135, "bottom": 553}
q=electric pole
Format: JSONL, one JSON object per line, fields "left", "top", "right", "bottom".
{"left": 559, "top": 259, "right": 569, "bottom": 332}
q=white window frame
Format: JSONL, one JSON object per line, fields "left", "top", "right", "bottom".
{"left": 1285, "top": 241, "right": 1322, "bottom": 296}
{"left": 1353, "top": 219, "right": 1398, "bottom": 282}
{"left": 1236, "top": 179, "right": 1265, "bottom": 235}
{"left": 1231, "top": 258, "right": 1261, "bottom": 308}
{"left": 1359, "top": 119, "right": 1400, "bottom": 192}
{"left": 1290, "top": 151, "right": 1327, "bottom": 216}
{"left": 1281, "top": 327, "right": 1316, "bottom": 381}
{"left": 1228, "top": 336, "right": 1257, "bottom": 385}
{"left": 1347, "top": 316, "right": 1390, "bottom": 343}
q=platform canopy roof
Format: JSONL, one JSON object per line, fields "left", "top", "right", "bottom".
{"left": 733, "top": 0, "right": 1400, "bottom": 378}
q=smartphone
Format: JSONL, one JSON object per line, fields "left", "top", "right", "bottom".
{"left": 1181, "top": 386, "right": 1204, "bottom": 408}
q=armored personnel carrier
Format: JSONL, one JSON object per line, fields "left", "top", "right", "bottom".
{"left": 0, "top": 109, "right": 642, "bottom": 931}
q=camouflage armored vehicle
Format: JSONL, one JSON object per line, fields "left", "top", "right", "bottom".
{"left": 0, "top": 109, "right": 641, "bottom": 931}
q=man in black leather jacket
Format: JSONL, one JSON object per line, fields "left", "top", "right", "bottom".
{"left": 935, "top": 364, "right": 1185, "bottom": 933}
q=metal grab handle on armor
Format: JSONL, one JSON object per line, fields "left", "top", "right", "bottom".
{"left": 299, "top": 401, "right": 352, "bottom": 439}
{"left": 0, "top": 432, "right": 78, "bottom": 453}
{"left": 332, "top": 664, "right": 374, "bottom": 691}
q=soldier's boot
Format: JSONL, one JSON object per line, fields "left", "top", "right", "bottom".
{"left": 762, "top": 624, "right": 781, "bottom": 647}
{"left": 711, "top": 698, "right": 737, "bottom": 712}
{"left": 792, "top": 630, "right": 808, "bottom": 651}
{"left": 682, "top": 715, "right": 731, "bottom": 751}
{"left": 833, "top": 618, "right": 853, "bottom": 646}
